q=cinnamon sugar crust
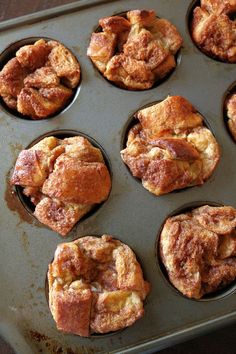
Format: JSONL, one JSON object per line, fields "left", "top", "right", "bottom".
{"left": 48, "top": 235, "right": 150, "bottom": 336}
{"left": 159, "top": 205, "right": 236, "bottom": 299}
{"left": 121, "top": 96, "right": 220, "bottom": 196}
{"left": 11, "top": 136, "right": 111, "bottom": 236}
{"left": 87, "top": 9, "right": 182, "bottom": 90}
{"left": 0, "top": 39, "right": 80, "bottom": 119}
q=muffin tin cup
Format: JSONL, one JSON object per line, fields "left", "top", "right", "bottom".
{"left": 0, "top": 37, "right": 81, "bottom": 120}
{"left": 156, "top": 201, "right": 236, "bottom": 302}
{"left": 0, "top": 1, "right": 236, "bottom": 354}
{"left": 14, "top": 129, "right": 112, "bottom": 225}
{"left": 187, "top": 0, "right": 236, "bottom": 64}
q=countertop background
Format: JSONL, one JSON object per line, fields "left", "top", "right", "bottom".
{"left": 0, "top": 0, "right": 236, "bottom": 353}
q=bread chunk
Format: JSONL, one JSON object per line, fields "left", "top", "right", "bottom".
{"left": 0, "top": 39, "right": 80, "bottom": 119}
{"left": 160, "top": 205, "right": 236, "bottom": 299}
{"left": 11, "top": 136, "right": 111, "bottom": 236}
{"left": 191, "top": 1, "right": 236, "bottom": 62}
{"left": 121, "top": 96, "right": 220, "bottom": 196}
{"left": 48, "top": 235, "right": 150, "bottom": 335}
{"left": 87, "top": 9, "right": 182, "bottom": 90}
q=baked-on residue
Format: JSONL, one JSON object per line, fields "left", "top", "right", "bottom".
{"left": 48, "top": 235, "right": 150, "bottom": 336}
{"left": 11, "top": 136, "right": 111, "bottom": 235}
{"left": 121, "top": 96, "right": 220, "bottom": 196}
{"left": 0, "top": 39, "right": 80, "bottom": 119}
{"left": 87, "top": 9, "right": 183, "bottom": 90}
{"left": 160, "top": 205, "right": 236, "bottom": 299}
{"left": 191, "top": 0, "right": 236, "bottom": 62}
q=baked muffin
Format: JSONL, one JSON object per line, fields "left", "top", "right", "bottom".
{"left": 48, "top": 235, "right": 150, "bottom": 336}
{"left": 87, "top": 9, "right": 182, "bottom": 90}
{"left": 191, "top": 0, "right": 236, "bottom": 62}
{"left": 11, "top": 136, "right": 111, "bottom": 235}
{"left": 226, "top": 92, "right": 236, "bottom": 141}
{"left": 121, "top": 96, "right": 220, "bottom": 196}
{"left": 0, "top": 39, "right": 80, "bottom": 119}
{"left": 159, "top": 205, "right": 236, "bottom": 299}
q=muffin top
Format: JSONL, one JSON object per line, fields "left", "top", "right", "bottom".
{"left": 121, "top": 96, "right": 220, "bottom": 196}
{"left": 191, "top": 0, "right": 236, "bottom": 62}
{"left": 48, "top": 235, "right": 150, "bottom": 336}
{"left": 87, "top": 9, "right": 182, "bottom": 90}
{"left": 160, "top": 205, "right": 236, "bottom": 299}
{"left": 11, "top": 136, "right": 111, "bottom": 235}
{"left": 0, "top": 39, "right": 80, "bottom": 119}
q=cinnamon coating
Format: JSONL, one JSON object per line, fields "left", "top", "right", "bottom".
{"left": 226, "top": 92, "right": 236, "bottom": 141}
{"left": 87, "top": 9, "right": 182, "bottom": 90}
{"left": 159, "top": 205, "right": 236, "bottom": 299}
{"left": 191, "top": 0, "right": 236, "bottom": 62}
{"left": 48, "top": 235, "right": 150, "bottom": 336}
{"left": 121, "top": 96, "right": 220, "bottom": 196}
{"left": 11, "top": 136, "right": 111, "bottom": 236}
{"left": 0, "top": 39, "right": 80, "bottom": 119}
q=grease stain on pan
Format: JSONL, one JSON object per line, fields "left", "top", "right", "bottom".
{"left": 27, "top": 330, "right": 101, "bottom": 354}
{"left": 20, "top": 231, "right": 30, "bottom": 255}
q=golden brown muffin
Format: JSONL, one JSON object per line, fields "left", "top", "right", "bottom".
{"left": 11, "top": 136, "right": 111, "bottom": 236}
{"left": 48, "top": 235, "right": 150, "bottom": 336}
{"left": 226, "top": 92, "right": 236, "bottom": 141}
{"left": 191, "top": 0, "right": 236, "bottom": 62}
{"left": 121, "top": 96, "right": 220, "bottom": 196}
{"left": 159, "top": 205, "right": 236, "bottom": 299}
{"left": 87, "top": 9, "right": 182, "bottom": 90}
{"left": 0, "top": 39, "right": 80, "bottom": 119}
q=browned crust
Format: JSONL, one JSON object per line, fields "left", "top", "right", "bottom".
{"left": 0, "top": 39, "right": 80, "bottom": 119}
{"left": 121, "top": 96, "right": 220, "bottom": 196}
{"left": 87, "top": 9, "right": 182, "bottom": 90}
{"left": 191, "top": 3, "right": 236, "bottom": 62}
{"left": 48, "top": 235, "right": 150, "bottom": 335}
{"left": 11, "top": 136, "right": 111, "bottom": 236}
{"left": 159, "top": 205, "right": 236, "bottom": 299}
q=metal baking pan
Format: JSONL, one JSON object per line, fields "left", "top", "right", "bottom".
{"left": 0, "top": 0, "right": 236, "bottom": 353}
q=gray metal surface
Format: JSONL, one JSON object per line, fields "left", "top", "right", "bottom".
{"left": 0, "top": 0, "right": 236, "bottom": 353}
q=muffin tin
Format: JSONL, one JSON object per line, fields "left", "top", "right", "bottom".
{"left": 0, "top": 0, "right": 236, "bottom": 353}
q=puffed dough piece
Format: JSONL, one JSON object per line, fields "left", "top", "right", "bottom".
{"left": 16, "top": 39, "right": 51, "bottom": 71}
{"left": 160, "top": 205, "right": 236, "bottom": 299}
{"left": 17, "top": 85, "right": 72, "bottom": 119}
{"left": 192, "top": 205, "right": 236, "bottom": 234}
{"left": 48, "top": 41, "right": 81, "bottom": 88}
{"left": 49, "top": 289, "right": 92, "bottom": 337}
{"left": 87, "top": 32, "right": 117, "bottom": 74}
{"left": 11, "top": 137, "right": 111, "bottom": 235}
{"left": 34, "top": 197, "right": 92, "bottom": 236}
{"left": 136, "top": 96, "right": 203, "bottom": 139}
{"left": 48, "top": 235, "right": 150, "bottom": 335}
{"left": 191, "top": 5, "right": 236, "bottom": 62}
{"left": 42, "top": 155, "right": 111, "bottom": 204}
{"left": 121, "top": 96, "right": 220, "bottom": 196}
{"left": 201, "top": 0, "right": 236, "bottom": 15}
{"left": 0, "top": 39, "right": 81, "bottom": 119}
{"left": 88, "top": 9, "right": 182, "bottom": 90}
{"left": 90, "top": 290, "right": 144, "bottom": 333}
